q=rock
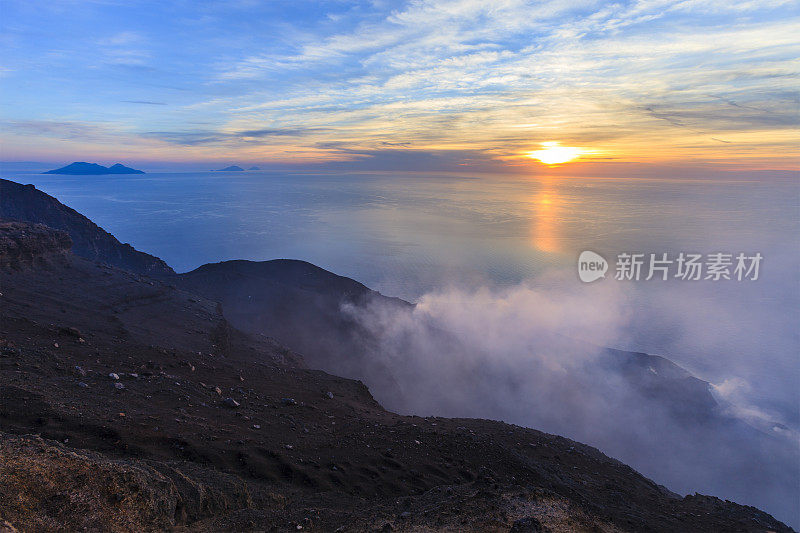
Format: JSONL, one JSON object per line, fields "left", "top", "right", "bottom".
{"left": 109, "top": 373, "right": 119, "bottom": 380}
{"left": 253, "top": 424, "right": 260, "bottom": 430}
{"left": 114, "top": 383, "right": 125, "bottom": 390}
{"left": 77, "top": 382, "right": 88, "bottom": 388}
{"left": 214, "top": 386, "right": 222, "bottom": 396}
{"left": 280, "top": 398, "right": 297, "bottom": 406}
{"left": 326, "top": 391, "right": 334, "bottom": 399}
{"left": 510, "top": 516, "right": 546, "bottom": 532}
{"left": 0, "top": 346, "right": 19, "bottom": 357}
{"left": 223, "top": 397, "right": 240, "bottom": 408}
{"left": 476, "top": 466, "right": 497, "bottom": 484}
{"left": 59, "top": 326, "right": 82, "bottom": 338}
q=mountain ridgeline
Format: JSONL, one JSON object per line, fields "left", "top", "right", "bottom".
{"left": 0, "top": 178, "right": 794, "bottom": 532}
{"left": 0, "top": 179, "right": 173, "bottom": 276}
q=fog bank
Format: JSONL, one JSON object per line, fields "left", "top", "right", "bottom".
{"left": 345, "top": 271, "right": 800, "bottom": 526}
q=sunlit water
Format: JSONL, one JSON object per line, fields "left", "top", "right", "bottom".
{"left": 4, "top": 168, "right": 799, "bottom": 524}
{"left": 5, "top": 169, "right": 799, "bottom": 424}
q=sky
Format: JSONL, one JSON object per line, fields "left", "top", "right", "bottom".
{"left": 1, "top": 0, "right": 798, "bottom": 172}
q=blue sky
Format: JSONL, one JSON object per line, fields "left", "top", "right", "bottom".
{"left": 1, "top": 0, "right": 798, "bottom": 171}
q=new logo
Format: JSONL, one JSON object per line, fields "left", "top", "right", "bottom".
{"left": 578, "top": 251, "right": 608, "bottom": 282}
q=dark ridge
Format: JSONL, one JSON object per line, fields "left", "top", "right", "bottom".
{"left": 0, "top": 179, "right": 173, "bottom": 276}
{"left": 177, "top": 259, "right": 411, "bottom": 393}
{"left": 0, "top": 192, "right": 794, "bottom": 531}
{"left": 183, "top": 258, "right": 408, "bottom": 306}
{"left": 0, "top": 220, "right": 792, "bottom": 532}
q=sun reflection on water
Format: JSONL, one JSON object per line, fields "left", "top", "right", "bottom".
{"left": 529, "top": 179, "right": 563, "bottom": 253}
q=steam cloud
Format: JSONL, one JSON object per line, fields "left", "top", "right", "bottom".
{"left": 343, "top": 270, "right": 800, "bottom": 527}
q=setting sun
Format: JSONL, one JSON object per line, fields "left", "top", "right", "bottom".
{"left": 527, "top": 142, "right": 583, "bottom": 165}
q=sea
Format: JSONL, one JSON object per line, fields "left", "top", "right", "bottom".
{"left": 3, "top": 168, "right": 799, "bottom": 525}
{"left": 5, "top": 169, "right": 796, "bottom": 408}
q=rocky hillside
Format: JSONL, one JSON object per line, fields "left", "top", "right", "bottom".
{"left": 0, "top": 221, "right": 72, "bottom": 268}
{"left": 0, "top": 194, "right": 794, "bottom": 531}
{"left": 177, "top": 259, "right": 410, "bottom": 392}
{"left": 0, "top": 179, "right": 173, "bottom": 276}
{"left": 0, "top": 179, "right": 730, "bottom": 423}
{"left": 177, "top": 259, "right": 722, "bottom": 426}
{"left": 0, "top": 220, "right": 792, "bottom": 532}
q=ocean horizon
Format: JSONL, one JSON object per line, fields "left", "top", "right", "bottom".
{"left": 5, "top": 170, "right": 797, "bottom": 423}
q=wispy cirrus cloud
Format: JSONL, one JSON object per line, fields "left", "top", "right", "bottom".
{"left": 121, "top": 100, "right": 167, "bottom": 105}
{"left": 3, "top": 119, "right": 117, "bottom": 140}
{"left": 202, "top": 0, "right": 799, "bottom": 166}
{"left": 89, "top": 31, "right": 151, "bottom": 66}
{"left": 140, "top": 126, "right": 326, "bottom": 146}
{"left": 1, "top": 0, "right": 797, "bottom": 167}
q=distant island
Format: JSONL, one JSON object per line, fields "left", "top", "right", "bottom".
{"left": 248, "top": 166, "right": 260, "bottom": 170}
{"left": 44, "top": 162, "right": 145, "bottom": 175}
{"left": 215, "top": 165, "right": 244, "bottom": 171}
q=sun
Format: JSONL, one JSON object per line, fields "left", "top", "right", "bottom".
{"left": 527, "top": 142, "right": 583, "bottom": 165}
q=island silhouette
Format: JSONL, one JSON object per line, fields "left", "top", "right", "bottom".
{"left": 44, "top": 162, "right": 144, "bottom": 175}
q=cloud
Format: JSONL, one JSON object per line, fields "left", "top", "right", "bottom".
{"left": 709, "top": 377, "right": 787, "bottom": 431}
{"left": 96, "top": 31, "right": 143, "bottom": 47}
{"left": 311, "top": 147, "right": 507, "bottom": 172}
{"left": 121, "top": 100, "right": 167, "bottom": 105}
{"left": 3, "top": 120, "right": 115, "bottom": 141}
{"left": 140, "top": 131, "right": 227, "bottom": 146}
{"left": 95, "top": 31, "right": 150, "bottom": 66}
{"left": 2, "top": 0, "right": 797, "bottom": 166}
{"left": 341, "top": 269, "right": 799, "bottom": 525}
{"left": 140, "top": 126, "right": 325, "bottom": 146}
{"left": 201, "top": 0, "right": 800, "bottom": 165}
{"left": 237, "top": 127, "right": 320, "bottom": 137}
